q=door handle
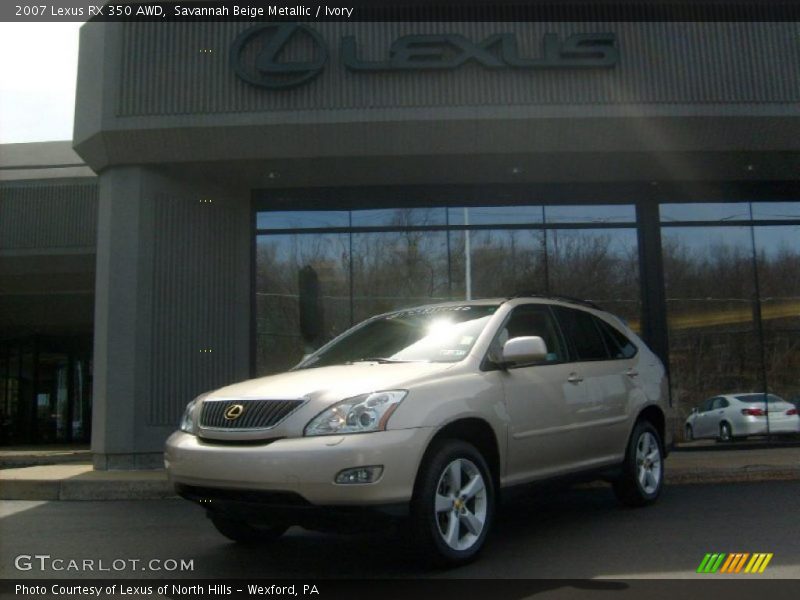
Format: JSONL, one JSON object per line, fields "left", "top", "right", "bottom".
{"left": 626, "top": 368, "right": 639, "bottom": 378}
{"left": 567, "top": 373, "right": 583, "bottom": 384}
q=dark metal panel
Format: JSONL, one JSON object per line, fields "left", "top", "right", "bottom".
{"left": 117, "top": 21, "right": 800, "bottom": 117}
{"left": 0, "top": 181, "right": 98, "bottom": 250}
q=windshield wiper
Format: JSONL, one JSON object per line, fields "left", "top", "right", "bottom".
{"left": 349, "top": 357, "right": 434, "bottom": 364}
{"left": 349, "top": 357, "right": 409, "bottom": 364}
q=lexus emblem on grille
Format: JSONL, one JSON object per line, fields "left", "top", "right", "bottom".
{"left": 224, "top": 404, "right": 245, "bottom": 420}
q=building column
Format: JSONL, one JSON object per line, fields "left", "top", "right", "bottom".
{"left": 91, "top": 168, "right": 144, "bottom": 468}
{"left": 91, "top": 167, "right": 251, "bottom": 469}
{"left": 635, "top": 198, "right": 670, "bottom": 387}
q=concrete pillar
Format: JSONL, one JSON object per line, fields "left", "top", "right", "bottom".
{"left": 91, "top": 166, "right": 251, "bottom": 469}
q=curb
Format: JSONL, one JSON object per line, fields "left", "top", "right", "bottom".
{"left": 665, "top": 467, "right": 800, "bottom": 485}
{"left": 0, "top": 464, "right": 175, "bottom": 501}
{"left": 0, "top": 479, "right": 176, "bottom": 501}
{"left": 0, "top": 454, "right": 93, "bottom": 470}
{"left": 1, "top": 468, "right": 797, "bottom": 501}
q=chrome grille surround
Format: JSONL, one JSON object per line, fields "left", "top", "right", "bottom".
{"left": 199, "top": 398, "right": 305, "bottom": 430}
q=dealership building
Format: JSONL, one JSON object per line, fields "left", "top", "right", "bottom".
{"left": 1, "top": 14, "right": 799, "bottom": 468}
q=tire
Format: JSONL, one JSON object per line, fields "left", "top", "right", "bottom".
{"left": 210, "top": 515, "right": 288, "bottom": 544}
{"left": 613, "top": 420, "right": 664, "bottom": 507}
{"left": 410, "top": 439, "right": 495, "bottom": 567}
{"left": 718, "top": 422, "right": 733, "bottom": 443}
{"left": 685, "top": 424, "right": 694, "bottom": 442}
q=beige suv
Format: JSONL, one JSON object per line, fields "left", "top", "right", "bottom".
{"left": 166, "top": 297, "right": 671, "bottom": 565}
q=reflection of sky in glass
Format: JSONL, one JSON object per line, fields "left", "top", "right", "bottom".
{"left": 350, "top": 208, "right": 446, "bottom": 227}
{"left": 256, "top": 233, "right": 349, "bottom": 268}
{"left": 662, "top": 226, "right": 752, "bottom": 251}
{"left": 447, "top": 206, "right": 544, "bottom": 225}
{"left": 660, "top": 203, "right": 751, "bottom": 222}
{"left": 466, "top": 229, "right": 544, "bottom": 250}
{"left": 662, "top": 224, "right": 798, "bottom": 256}
{"left": 544, "top": 205, "right": 635, "bottom": 223}
{"left": 259, "top": 203, "right": 799, "bottom": 230}
{"left": 257, "top": 211, "right": 349, "bottom": 229}
{"left": 753, "top": 226, "right": 800, "bottom": 257}
{"left": 547, "top": 228, "right": 639, "bottom": 254}
{"left": 751, "top": 202, "right": 800, "bottom": 220}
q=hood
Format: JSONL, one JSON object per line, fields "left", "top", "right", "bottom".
{"left": 206, "top": 361, "right": 457, "bottom": 403}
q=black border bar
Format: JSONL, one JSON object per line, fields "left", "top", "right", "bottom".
{"left": 4, "top": 579, "right": 800, "bottom": 600}
{"left": 5, "top": 1, "right": 800, "bottom": 23}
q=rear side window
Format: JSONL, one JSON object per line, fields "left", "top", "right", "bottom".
{"left": 596, "top": 319, "right": 638, "bottom": 359}
{"left": 699, "top": 398, "right": 715, "bottom": 412}
{"left": 711, "top": 397, "right": 729, "bottom": 410}
{"left": 552, "top": 306, "right": 610, "bottom": 361}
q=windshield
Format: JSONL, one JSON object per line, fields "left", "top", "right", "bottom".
{"left": 297, "top": 304, "right": 500, "bottom": 369}
{"left": 735, "top": 394, "right": 785, "bottom": 404}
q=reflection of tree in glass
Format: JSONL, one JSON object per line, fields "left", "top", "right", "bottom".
{"left": 255, "top": 234, "right": 351, "bottom": 374}
{"left": 661, "top": 232, "right": 800, "bottom": 433}
{"left": 546, "top": 231, "right": 639, "bottom": 306}
{"left": 255, "top": 221, "right": 645, "bottom": 375}
{"left": 352, "top": 230, "right": 449, "bottom": 321}
{"left": 456, "top": 230, "right": 546, "bottom": 299}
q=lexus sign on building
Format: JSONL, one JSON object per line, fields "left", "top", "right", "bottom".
{"left": 230, "top": 23, "right": 618, "bottom": 88}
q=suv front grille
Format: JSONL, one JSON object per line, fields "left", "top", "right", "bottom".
{"left": 199, "top": 399, "right": 304, "bottom": 430}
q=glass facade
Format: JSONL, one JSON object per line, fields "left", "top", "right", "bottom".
{"left": 255, "top": 203, "right": 641, "bottom": 376}
{"left": 254, "top": 195, "right": 799, "bottom": 442}
{"left": 0, "top": 335, "right": 92, "bottom": 445}
{"left": 660, "top": 202, "right": 800, "bottom": 430}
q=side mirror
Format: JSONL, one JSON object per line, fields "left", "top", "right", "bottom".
{"left": 502, "top": 336, "right": 548, "bottom": 365}
{"left": 690, "top": 407, "right": 698, "bottom": 414}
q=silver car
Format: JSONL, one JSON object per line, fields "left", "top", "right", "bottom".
{"left": 166, "top": 296, "right": 672, "bottom": 566}
{"left": 685, "top": 393, "right": 800, "bottom": 442}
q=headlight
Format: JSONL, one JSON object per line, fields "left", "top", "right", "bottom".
{"left": 304, "top": 390, "right": 407, "bottom": 436}
{"left": 179, "top": 395, "right": 205, "bottom": 434}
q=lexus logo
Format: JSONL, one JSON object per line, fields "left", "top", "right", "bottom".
{"left": 232, "top": 24, "right": 617, "bottom": 90}
{"left": 224, "top": 404, "right": 245, "bottom": 420}
{"left": 230, "top": 23, "right": 327, "bottom": 89}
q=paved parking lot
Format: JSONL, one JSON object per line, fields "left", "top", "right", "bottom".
{"left": 1, "top": 481, "right": 798, "bottom": 579}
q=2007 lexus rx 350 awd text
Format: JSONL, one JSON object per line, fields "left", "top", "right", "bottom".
{"left": 166, "top": 297, "right": 672, "bottom": 565}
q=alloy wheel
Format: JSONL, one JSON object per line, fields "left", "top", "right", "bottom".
{"left": 434, "top": 458, "right": 488, "bottom": 551}
{"left": 635, "top": 431, "right": 662, "bottom": 495}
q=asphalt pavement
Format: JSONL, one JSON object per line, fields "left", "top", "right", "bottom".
{"left": 1, "top": 481, "right": 798, "bottom": 580}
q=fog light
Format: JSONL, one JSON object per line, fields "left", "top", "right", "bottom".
{"left": 335, "top": 466, "right": 384, "bottom": 484}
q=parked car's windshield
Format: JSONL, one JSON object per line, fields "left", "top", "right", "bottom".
{"left": 735, "top": 393, "right": 784, "bottom": 404}
{"left": 297, "top": 304, "right": 500, "bottom": 369}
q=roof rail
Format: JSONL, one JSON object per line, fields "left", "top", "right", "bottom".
{"left": 505, "top": 293, "right": 603, "bottom": 311}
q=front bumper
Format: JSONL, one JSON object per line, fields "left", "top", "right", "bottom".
{"left": 164, "top": 428, "right": 433, "bottom": 506}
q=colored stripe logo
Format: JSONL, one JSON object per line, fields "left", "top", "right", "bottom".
{"left": 697, "top": 553, "right": 773, "bottom": 574}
